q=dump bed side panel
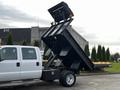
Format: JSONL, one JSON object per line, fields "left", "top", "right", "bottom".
{"left": 62, "top": 29, "right": 94, "bottom": 70}
{"left": 67, "top": 26, "right": 88, "bottom": 50}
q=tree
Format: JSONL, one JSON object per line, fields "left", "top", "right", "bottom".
{"left": 6, "top": 32, "right": 13, "bottom": 45}
{"left": 84, "top": 44, "right": 90, "bottom": 57}
{"left": 110, "top": 55, "right": 114, "bottom": 61}
{"left": 91, "top": 47, "right": 97, "bottom": 61}
{"left": 113, "top": 53, "right": 119, "bottom": 62}
{"left": 34, "top": 40, "right": 40, "bottom": 47}
{"left": 101, "top": 46, "right": 106, "bottom": 61}
{"left": 106, "top": 48, "right": 110, "bottom": 61}
{"left": 22, "top": 40, "right": 27, "bottom": 45}
{"left": 97, "top": 45, "right": 102, "bottom": 61}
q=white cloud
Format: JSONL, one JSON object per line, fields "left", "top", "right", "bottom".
{"left": 0, "top": 0, "right": 51, "bottom": 27}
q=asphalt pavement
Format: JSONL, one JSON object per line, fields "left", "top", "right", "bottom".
{"left": 0, "top": 74, "right": 120, "bottom": 90}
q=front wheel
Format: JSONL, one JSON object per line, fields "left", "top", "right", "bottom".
{"left": 59, "top": 70, "right": 76, "bottom": 87}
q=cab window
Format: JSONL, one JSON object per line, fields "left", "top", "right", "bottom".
{"left": 22, "top": 48, "right": 37, "bottom": 60}
{"left": 1, "top": 47, "right": 17, "bottom": 60}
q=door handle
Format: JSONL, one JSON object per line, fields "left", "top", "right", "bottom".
{"left": 36, "top": 62, "right": 39, "bottom": 66}
{"left": 16, "top": 62, "right": 20, "bottom": 67}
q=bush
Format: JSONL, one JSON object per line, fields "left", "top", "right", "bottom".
{"left": 6, "top": 32, "right": 13, "bottom": 45}
{"left": 34, "top": 40, "right": 40, "bottom": 47}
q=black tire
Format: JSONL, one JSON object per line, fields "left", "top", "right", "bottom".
{"left": 59, "top": 70, "right": 76, "bottom": 87}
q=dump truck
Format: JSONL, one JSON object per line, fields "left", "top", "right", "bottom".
{"left": 0, "top": 2, "right": 110, "bottom": 88}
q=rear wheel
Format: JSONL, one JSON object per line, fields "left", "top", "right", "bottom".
{"left": 59, "top": 70, "right": 76, "bottom": 87}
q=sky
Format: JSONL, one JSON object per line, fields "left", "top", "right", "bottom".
{"left": 0, "top": 0, "right": 120, "bottom": 54}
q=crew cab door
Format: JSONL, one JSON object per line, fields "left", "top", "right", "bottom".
{"left": 0, "top": 47, "right": 20, "bottom": 82}
{"left": 20, "top": 47, "right": 42, "bottom": 80}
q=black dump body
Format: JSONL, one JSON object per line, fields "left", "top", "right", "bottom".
{"left": 42, "top": 20, "right": 94, "bottom": 72}
{"left": 41, "top": 2, "right": 94, "bottom": 72}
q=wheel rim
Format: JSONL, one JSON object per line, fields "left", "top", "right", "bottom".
{"left": 66, "top": 74, "right": 74, "bottom": 85}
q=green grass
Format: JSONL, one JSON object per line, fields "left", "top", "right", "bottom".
{"left": 104, "top": 62, "right": 120, "bottom": 73}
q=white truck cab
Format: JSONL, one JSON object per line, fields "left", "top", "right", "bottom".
{"left": 0, "top": 45, "right": 42, "bottom": 82}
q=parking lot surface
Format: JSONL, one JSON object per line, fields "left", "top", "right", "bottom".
{"left": 0, "top": 74, "right": 120, "bottom": 90}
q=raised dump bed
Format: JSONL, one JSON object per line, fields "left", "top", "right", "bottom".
{"left": 42, "top": 2, "right": 94, "bottom": 72}
{"left": 42, "top": 20, "right": 94, "bottom": 72}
